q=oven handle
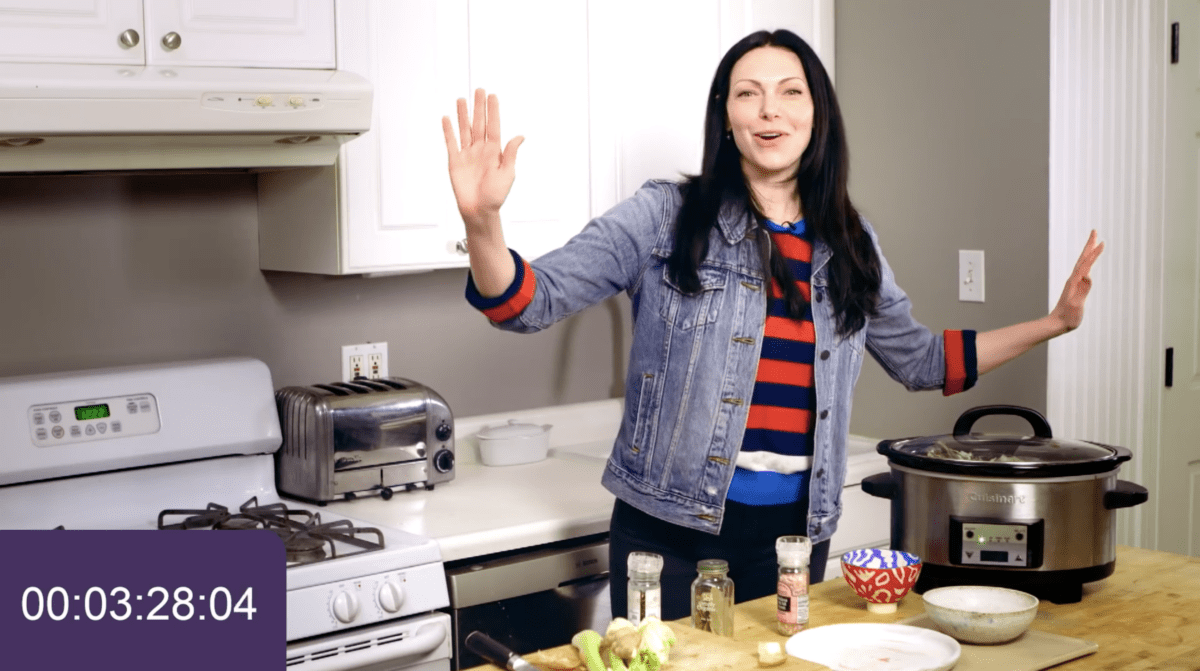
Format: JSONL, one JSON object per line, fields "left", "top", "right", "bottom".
{"left": 297, "top": 620, "right": 448, "bottom": 671}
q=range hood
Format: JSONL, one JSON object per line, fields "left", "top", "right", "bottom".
{"left": 0, "top": 63, "right": 372, "bottom": 174}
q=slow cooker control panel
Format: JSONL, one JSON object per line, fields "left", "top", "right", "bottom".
{"left": 949, "top": 517, "right": 1044, "bottom": 568}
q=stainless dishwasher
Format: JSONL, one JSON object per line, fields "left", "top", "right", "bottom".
{"left": 443, "top": 533, "right": 611, "bottom": 669}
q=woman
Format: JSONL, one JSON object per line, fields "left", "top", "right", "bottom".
{"left": 441, "top": 29, "right": 1103, "bottom": 620}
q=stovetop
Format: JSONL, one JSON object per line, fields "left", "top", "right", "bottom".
{"left": 156, "top": 496, "right": 388, "bottom": 567}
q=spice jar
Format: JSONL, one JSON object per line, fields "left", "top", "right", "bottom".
{"left": 691, "top": 559, "right": 734, "bottom": 636}
{"left": 627, "top": 552, "right": 663, "bottom": 626}
{"left": 775, "top": 535, "right": 812, "bottom": 635}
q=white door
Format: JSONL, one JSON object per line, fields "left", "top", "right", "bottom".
{"left": 1158, "top": 0, "right": 1200, "bottom": 557}
{"left": 143, "top": 0, "right": 335, "bottom": 68}
{"left": 0, "top": 0, "right": 145, "bottom": 64}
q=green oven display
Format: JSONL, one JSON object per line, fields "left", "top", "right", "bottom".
{"left": 74, "top": 404, "right": 111, "bottom": 421}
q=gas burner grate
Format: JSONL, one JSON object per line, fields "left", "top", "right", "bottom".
{"left": 275, "top": 516, "right": 386, "bottom": 564}
{"left": 156, "top": 497, "right": 386, "bottom": 565}
{"left": 157, "top": 497, "right": 315, "bottom": 530}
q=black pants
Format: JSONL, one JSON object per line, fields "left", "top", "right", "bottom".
{"left": 608, "top": 498, "right": 830, "bottom": 622}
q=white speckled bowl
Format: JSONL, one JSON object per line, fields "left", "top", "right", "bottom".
{"left": 921, "top": 585, "right": 1039, "bottom": 644}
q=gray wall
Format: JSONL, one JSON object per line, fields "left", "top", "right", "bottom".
{"left": 836, "top": 0, "right": 1052, "bottom": 437}
{"left": 1, "top": 0, "right": 1051, "bottom": 437}
{"left": 0, "top": 173, "right": 628, "bottom": 419}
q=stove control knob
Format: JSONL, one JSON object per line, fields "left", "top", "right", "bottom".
{"left": 435, "top": 421, "right": 453, "bottom": 442}
{"left": 434, "top": 449, "right": 455, "bottom": 473}
{"left": 331, "top": 591, "right": 361, "bottom": 624}
{"left": 377, "top": 580, "right": 406, "bottom": 613}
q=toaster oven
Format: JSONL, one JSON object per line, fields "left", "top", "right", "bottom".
{"left": 275, "top": 377, "right": 455, "bottom": 502}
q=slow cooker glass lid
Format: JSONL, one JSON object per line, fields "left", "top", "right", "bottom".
{"left": 891, "top": 434, "right": 1118, "bottom": 464}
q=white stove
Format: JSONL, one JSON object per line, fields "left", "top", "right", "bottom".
{"left": 0, "top": 358, "right": 452, "bottom": 671}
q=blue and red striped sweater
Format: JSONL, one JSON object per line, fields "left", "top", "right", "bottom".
{"left": 727, "top": 227, "right": 817, "bottom": 506}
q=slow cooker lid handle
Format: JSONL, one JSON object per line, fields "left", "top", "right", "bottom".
{"left": 952, "top": 405, "right": 1053, "bottom": 439}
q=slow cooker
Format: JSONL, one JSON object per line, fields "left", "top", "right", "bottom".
{"left": 862, "top": 405, "right": 1148, "bottom": 604}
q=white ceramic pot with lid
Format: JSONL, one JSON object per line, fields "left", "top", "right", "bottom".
{"left": 476, "top": 420, "right": 552, "bottom": 466}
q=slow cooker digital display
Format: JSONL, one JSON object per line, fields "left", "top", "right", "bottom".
{"left": 949, "top": 517, "right": 1045, "bottom": 569}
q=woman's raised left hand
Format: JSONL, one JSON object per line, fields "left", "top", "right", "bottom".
{"left": 1050, "top": 229, "right": 1105, "bottom": 333}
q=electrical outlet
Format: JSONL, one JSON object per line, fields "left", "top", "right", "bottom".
{"left": 367, "top": 351, "right": 386, "bottom": 379}
{"left": 342, "top": 342, "right": 388, "bottom": 382}
{"left": 959, "top": 250, "right": 985, "bottom": 302}
{"left": 348, "top": 353, "right": 365, "bottom": 380}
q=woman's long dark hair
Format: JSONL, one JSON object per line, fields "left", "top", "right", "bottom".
{"left": 666, "top": 29, "right": 881, "bottom": 337}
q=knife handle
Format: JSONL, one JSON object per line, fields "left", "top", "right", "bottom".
{"left": 464, "top": 630, "right": 518, "bottom": 669}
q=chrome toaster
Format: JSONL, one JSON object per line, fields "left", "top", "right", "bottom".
{"left": 274, "top": 377, "right": 455, "bottom": 502}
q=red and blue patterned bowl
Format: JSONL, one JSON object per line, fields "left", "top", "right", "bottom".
{"left": 841, "top": 548, "right": 923, "bottom": 613}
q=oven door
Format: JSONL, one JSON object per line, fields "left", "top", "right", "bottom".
{"left": 285, "top": 611, "right": 452, "bottom": 671}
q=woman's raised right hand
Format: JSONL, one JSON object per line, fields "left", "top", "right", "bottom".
{"left": 442, "top": 88, "right": 524, "bottom": 229}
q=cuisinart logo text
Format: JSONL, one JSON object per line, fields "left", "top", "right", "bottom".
{"left": 968, "top": 493, "right": 1026, "bottom": 504}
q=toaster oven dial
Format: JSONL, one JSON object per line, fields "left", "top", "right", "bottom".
{"left": 434, "top": 448, "right": 455, "bottom": 473}
{"left": 377, "top": 579, "right": 406, "bottom": 613}
{"left": 435, "top": 421, "right": 453, "bottom": 442}
{"left": 331, "top": 590, "right": 361, "bottom": 624}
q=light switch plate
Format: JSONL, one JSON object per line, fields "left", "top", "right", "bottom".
{"left": 959, "top": 250, "right": 985, "bottom": 302}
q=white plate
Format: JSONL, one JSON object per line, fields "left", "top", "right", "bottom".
{"left": 786, "top": 623, "right": 962, "bottom": 671}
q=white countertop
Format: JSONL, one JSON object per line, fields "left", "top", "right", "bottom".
{"left": 316, "top": 398, "right": 889, "bottom": 564}
{"left": 319, "top": 399, "right": 622, "bottom": 562}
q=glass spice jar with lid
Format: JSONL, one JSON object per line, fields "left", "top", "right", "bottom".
{"left": 691, "top": 558, "right": 734, "bottom": 637}
{"left": 626, "top": 551, "right": 664, "bottom": 626}
{"left": 775, "top": 535, "right": 813, "bottom": 635}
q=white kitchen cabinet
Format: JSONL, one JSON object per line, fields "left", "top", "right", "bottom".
{"left": 0, "top": 0, "right": 144, "bottom": 65}
{"left": 259, "top": 0, "right": 833, "bottom": 275}
{"left": 261, "top": 0, "right": 591, "bottom": 275}
{"left": 0, "top": 0, "right": 334, "bottom": 68}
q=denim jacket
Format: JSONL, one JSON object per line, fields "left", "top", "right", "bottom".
{"left": 467, "top": 180, "right": 975, "bottom": 544}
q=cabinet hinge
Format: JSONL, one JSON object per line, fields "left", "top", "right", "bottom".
{"left": 1166, "top": 347, "right": 1174, "bottom": 388}
{"left": 1172, "top": 22, "right": 1180, "bottom": 64}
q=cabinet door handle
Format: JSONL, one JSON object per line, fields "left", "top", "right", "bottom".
{"left": 161, "top": 32, "right": 182, "bottom": 51}
{"left": 119, "top": 29, "right": 140, "bottom": 49}
{"left": 454, "top": 238, "right": 469, "bottom": 255}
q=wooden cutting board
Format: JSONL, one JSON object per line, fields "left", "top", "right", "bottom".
{"left": 897, "top": 614, "right": 1098, "bottom": 671}
{"left": 661, "top": 620, "right": 827, "bottom": 671}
